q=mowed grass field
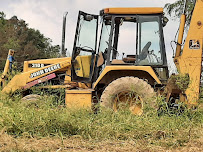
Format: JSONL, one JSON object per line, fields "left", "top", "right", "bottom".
{"left": 0, "top": 91, "right": 202, "bottom": 151}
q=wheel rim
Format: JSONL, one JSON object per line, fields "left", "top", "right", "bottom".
{"left": 113, "top": 91, "right": 143, "bottom": 115}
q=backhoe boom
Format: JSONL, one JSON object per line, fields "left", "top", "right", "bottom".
{"left": 173, "top": 0, "right": 203, "bottom": 104}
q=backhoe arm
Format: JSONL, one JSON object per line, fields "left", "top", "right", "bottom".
{"left": 174, "top": 0, "right": 203, "bottom": 104}
{"left": 173, "top": 0, "right": 188, "bottom": 63}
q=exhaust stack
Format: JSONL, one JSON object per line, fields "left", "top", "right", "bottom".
{"left": 61, "top": 12, "right": 68, "bottom": 57}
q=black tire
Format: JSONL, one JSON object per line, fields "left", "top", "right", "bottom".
{"left": 21, "top": 94, "right": 41, "bottom": 102}
{"left": 21, "top": 94, "right": 42, "bottom": 108}
{"left": 100, "top": 77, "right": 156, "bottom": 115}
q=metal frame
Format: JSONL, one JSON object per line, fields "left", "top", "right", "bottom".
{"left": 71, "top": 11, "right": 99, "bottom": 83}
{"left": 71, "top": 12, "right": 169, "bottom": 83}
{"left": 105, "top": 14, "right": 168, "bottom": 68}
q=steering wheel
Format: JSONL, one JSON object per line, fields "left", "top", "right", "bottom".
{"left": 138, "top": 41, "right": 151, "bottom": 60}
{"left": 148, "top": 50, "right": 160, "bottom": 63}
{"left": 72, "top": 46, "right": 95, "bottom": 61}
{"left": 80, "top": 46, "right": 95, "bottom": 53}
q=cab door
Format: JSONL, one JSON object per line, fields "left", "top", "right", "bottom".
{"left": 71, "top": 11, "right": 98, "bottom": 82}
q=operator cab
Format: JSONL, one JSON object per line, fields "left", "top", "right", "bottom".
{"left": 99, "top": 8, "right": 167, "bottom": 66}
{"left": 71, "top": 8, "right": 168, "bottom": 83}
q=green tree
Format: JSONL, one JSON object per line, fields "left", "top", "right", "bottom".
{"left": 164, "top": 0, "right": 196, "bottom": 26}
{"left": 3, "top": 38, "right": 20, "bottom": 50}
{"left": 0, "top": 12, "right": 60, "bottom": 70}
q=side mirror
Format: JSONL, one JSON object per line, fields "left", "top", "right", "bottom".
{"left": 105, "top": 20, "right": 111, "bottom": 25}
{"left": 162, "top": 17, "right": 169, "bottom": 27}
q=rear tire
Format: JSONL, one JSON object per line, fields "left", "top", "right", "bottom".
{"left": 100, "top": 77, "right": 156, "bottom": 115}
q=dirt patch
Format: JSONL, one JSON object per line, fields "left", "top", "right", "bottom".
{"left": 0, "top": 133, "right": 202, "bottom": 152}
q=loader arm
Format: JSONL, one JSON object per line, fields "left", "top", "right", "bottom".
{"left": 173, "top": 0, "right": 203, "bottom": 104}
{"left": 0, "top": 49, "right": 15, "bottom": 87}
{"left": 2, "top": 58, "right": 71, "bottom": 94}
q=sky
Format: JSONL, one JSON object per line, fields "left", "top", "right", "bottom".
{"left": 1, "top": 0, "right": 178, "bottom": 72}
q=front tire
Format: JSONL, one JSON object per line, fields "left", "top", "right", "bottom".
{"left": 21, "top": 94, "right": 42, "bottom": 108}
{"left": 100, "top": 77, "right": 156, "bottom": 115}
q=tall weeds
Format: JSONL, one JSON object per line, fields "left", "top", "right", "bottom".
{"left": 0, "top": 93, "right": 202, "bottom": 148}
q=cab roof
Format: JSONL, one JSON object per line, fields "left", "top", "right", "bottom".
{"left": 102, "top": 7, "right": 163, "bottom": 15}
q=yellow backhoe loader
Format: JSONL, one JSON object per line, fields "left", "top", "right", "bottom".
{"left": 1, "top": 0, "right": 202, "bottom": 115}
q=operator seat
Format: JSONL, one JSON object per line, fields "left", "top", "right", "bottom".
{"left": 138, "top": 41, "right": 151, "bottom": 60}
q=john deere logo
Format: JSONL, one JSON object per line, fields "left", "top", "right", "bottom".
{"left": 30, "top": 64, "right": 61, "bottom": 78}
{"left": 189, "top": 40, "right": 200, "bottom": 49}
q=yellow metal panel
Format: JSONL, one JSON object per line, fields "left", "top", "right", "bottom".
{"left": 65, "top": 89, "right": 93, "bottom": 108}
{"left": 25, "top": 57, "right": 71, "bottom": 64}
{"left": 39, "top": 85, "right": 72, "bottom": 89}
{"left": 64, "top": 66, "right": 72, "bottom": 84}
{"left": 24, "top": 57, "right": 71, "bottom": 72}
{"left": 93, "top": 66, "right": 161, "bottom": 88}
{"left": 174, "top": 14, "right": 186, "bottom": 59}
{"left": 23, "top": 61, "right": 28, "bottom": 73}
{"left": 78, "top": 82, "right": 91, "bottom": 89}
{"left": 2, "top": 59, "right": 71, "bottom": 94}
{"left": 103, "top": 7, "right": 163, "bottom": 14}
{"left": 74, "top": 55, "right": 91, "bottom": 78}
{"left": 174, "top": 0, "right": 203, "bottom": 104}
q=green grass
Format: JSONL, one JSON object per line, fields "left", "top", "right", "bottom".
{"left": 0, "top": 92, "right": 202, "bottom": 149}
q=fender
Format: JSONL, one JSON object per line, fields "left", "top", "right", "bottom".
{"left": 93, "top": 66, "right": 161, "bottom": 89}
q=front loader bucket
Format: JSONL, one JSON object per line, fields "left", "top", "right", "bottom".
{"left": 164, "top": 78, "right": 183, "bottom": 103}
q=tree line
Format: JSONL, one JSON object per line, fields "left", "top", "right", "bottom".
{"left": 0, "top": 12, "right": 60, "bottom": 70}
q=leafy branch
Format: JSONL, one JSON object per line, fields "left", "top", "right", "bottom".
{"left": 164, "top": 0, "right": 196, "bottom": 27}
